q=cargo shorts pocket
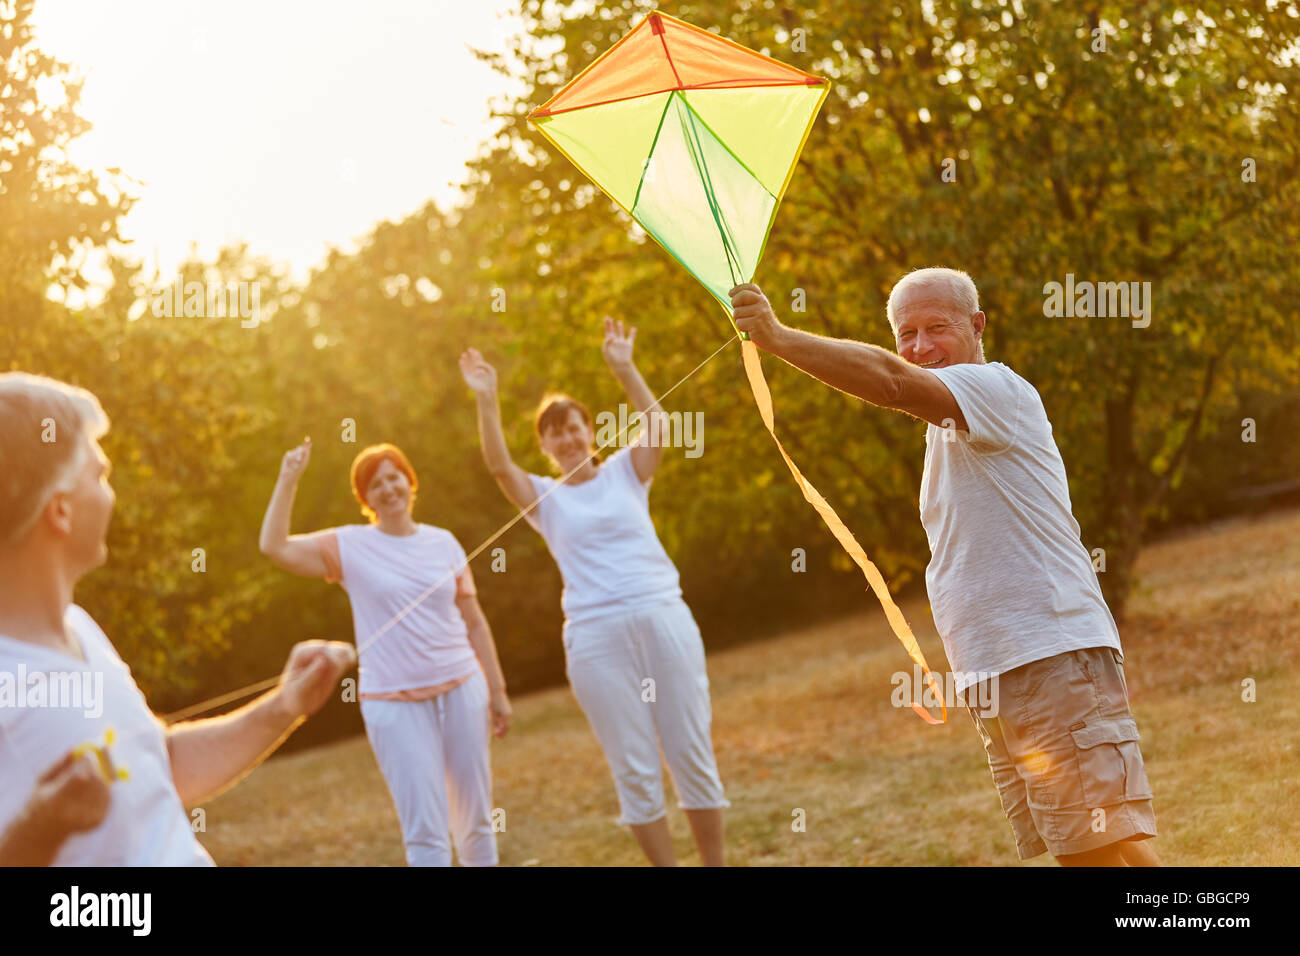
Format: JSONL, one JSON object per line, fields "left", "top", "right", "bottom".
{"left": 1068, "top": 715, "right": 1154, "bottom": 807}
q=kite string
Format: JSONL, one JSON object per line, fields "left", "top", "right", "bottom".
{"left": 353, "top": 330, "right": 738, "bottom": 660}
{"left": 153, "top": 330, "right": 741, "bottom": 729}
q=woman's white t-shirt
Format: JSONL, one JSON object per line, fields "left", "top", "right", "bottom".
{"left": 525, "top": 447, "right": 682, "bottom": 624}
{"left": 0, "top": 605, "right": 214, "bottom": 866}
{"left": 317, "top": 523, "right": 480, "bottom": 696}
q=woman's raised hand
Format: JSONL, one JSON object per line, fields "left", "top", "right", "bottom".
{"left": 601, "top": 316, "right": 636, "bottom": 369}
{"left": 278, "top": 437, "right": 311, "bottom": 483}
{"left": 459, "top": 347, "right": 498, "bottom": 395}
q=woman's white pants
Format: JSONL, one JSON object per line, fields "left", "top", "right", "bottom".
{"left": 360, "top": 669, "right": 498, "bottom": 866}
{"left": 563, "top": 599, "right": 729, "bottom": 826}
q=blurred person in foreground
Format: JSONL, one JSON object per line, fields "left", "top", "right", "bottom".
{"left": 0, "top": 372, "right": 355, "bottom": 866}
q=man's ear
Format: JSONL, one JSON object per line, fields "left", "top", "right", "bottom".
{"left": 972, "top": 311, "right": 987, "bottom": 337}
{"left": 43, "top": 490, "right": 75, "bottom": 537}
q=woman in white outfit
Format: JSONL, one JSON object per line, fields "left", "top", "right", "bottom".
{"left": 259, "top": 440, "right": 511, "bottom": 866}
{"left": 459, "top": 319, "right": 727, "bottom": 866}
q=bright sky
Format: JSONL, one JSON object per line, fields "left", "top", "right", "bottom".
{"left": 29, "top": 0, "right": 525, "bottom": 291}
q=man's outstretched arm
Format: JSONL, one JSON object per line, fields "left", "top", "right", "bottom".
{"left": 166, "top": 641, "right": 355, "bottom": 806}
{"left": 729, "top": 283, "right": 967, "bottom": 431}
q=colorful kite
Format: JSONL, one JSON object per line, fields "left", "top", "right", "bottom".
{"left": 528, "top": 12, "right": 945, "bottom": 723}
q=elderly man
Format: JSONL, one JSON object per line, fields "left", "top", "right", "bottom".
{"left": 0, "top": 372, "right": 355, "bottom": 865}
{"left": 730, "top": 268, "right": 1159, "bottom": 866}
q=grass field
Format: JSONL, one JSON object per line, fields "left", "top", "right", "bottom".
{"left": 196, "top": 506, "right": 1300, "bottom": 865}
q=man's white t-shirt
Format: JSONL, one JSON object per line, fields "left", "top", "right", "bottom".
{"left": 920, "top": 361, "right": 1121, "bottom": 691}
{"left": 0, "top": 605, "right": 214, "bottom": 865}
{"left": 525, "top": 447, "right": 682, "bottom": 624}
{"left": 322, "top": 523, "right": 480, "bottom": 696}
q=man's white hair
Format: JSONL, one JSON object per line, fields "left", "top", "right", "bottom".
{"left": 0, "top": 372, "right": 109, "bottom": 546}
{"left": 886, "top": 267, "right": 981, "bottom": 328}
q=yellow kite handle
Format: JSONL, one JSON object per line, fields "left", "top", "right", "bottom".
{"left": 69, "top": 727, "right": 129, "bottom": 783}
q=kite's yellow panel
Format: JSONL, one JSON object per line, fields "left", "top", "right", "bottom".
{"left": 533, "top": 92, "right": 672, "bottom": 212}
{"left": 682, "top": 85, "right": 827, "bottom": 200}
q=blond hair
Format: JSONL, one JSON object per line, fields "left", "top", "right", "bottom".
{"left": 0, "top": 372, "right": 110, "bottom": 546}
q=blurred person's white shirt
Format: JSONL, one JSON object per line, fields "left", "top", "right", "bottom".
{"left": 0, "top": 604, "right": 214, "bottom": 866}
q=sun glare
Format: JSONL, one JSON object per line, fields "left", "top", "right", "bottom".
{"left": 28, "top": 0, "right": 523, "bottom": 295}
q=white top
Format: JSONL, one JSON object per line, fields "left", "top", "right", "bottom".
{"left": 526, "top": 447, "right": 682, "bottom": 624}
{"left": 323, "top": 523, "right": 480, "bottom": 696}
{"left": 919, "top": 361, "right": 1121, "bottom": 692}
{"left": 0, "top": 605, "right": 214, "bottom": 866}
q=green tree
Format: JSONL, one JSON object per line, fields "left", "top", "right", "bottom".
{"left": 0, "top": 0, "right": 131, "bottom": 317}
{"left": 471, "top": 0, "right": 1300, "bottom": 621}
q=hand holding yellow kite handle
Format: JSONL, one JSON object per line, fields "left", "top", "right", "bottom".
{"left": 69, "top": 727, "right": 130, "bottom": 783}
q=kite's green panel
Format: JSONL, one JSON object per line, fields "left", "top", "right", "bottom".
{"left": 630, "top": 92, "right": 776, "bottom": 309}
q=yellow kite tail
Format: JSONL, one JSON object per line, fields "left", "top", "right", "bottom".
{"left": 740, "top": 338, "right": 946, "bottom": 724}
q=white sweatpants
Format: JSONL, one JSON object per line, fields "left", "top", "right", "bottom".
{"left": 359, "top": 669, "right": 498, "bottom": 866}
{"left": 563, "top": 599, "right": 730, "bottom": 826}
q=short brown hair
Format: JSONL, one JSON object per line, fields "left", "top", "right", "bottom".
{"left": 534, "top": 393, "right": 593, "bottom": 438}
{"left": 350, "top": 443, "right": 418, "bottom": 522}
{"left": 0, "top": 372, "right": 110, "bottom": 546}
{"left": 534, "top": 393, "right": 602, "bottom": 468}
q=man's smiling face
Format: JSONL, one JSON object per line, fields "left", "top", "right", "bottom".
{"left": 891, "top": 281, "right": 986, "bottom": 369}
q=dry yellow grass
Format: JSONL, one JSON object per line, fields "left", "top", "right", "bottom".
{"left": 196, "top": 506, "right": 1300, "bottom": 866}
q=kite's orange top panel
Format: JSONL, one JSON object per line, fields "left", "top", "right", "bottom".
{"left": 531, "top": 11, "right": 823, "bottom": 118}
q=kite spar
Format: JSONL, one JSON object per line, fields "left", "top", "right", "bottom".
{"left": 527, "top": 12, "right": 945, "bottom": 723}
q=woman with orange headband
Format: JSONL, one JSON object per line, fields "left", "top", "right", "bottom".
{"left": 259, "top": 440, "right": 510, "bottom": 866}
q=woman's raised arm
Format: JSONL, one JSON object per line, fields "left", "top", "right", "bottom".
{"left": 259, "top": 438, "right": 330, "bottom": 578}
{"left": 459, "top": 348, "right": 537, "bottom": 512}
{"left": 601, "top": 318, "right": 664, "bottom": 482}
